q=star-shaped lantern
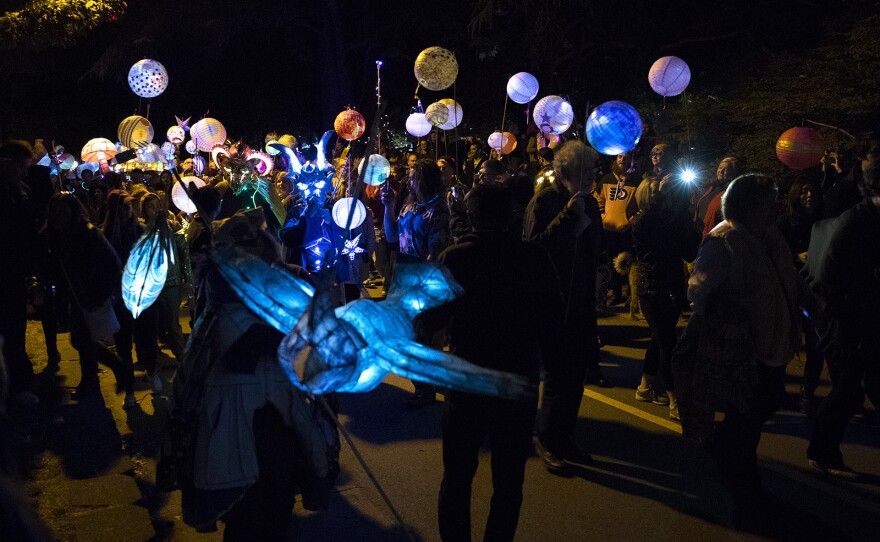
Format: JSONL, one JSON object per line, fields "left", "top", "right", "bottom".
{"left": 341, "top": 234, "right": 365, "bottom": 261}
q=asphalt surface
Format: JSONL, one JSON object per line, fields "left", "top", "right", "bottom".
{"left": 12, "top": 301, "right": 880, "bottom": 541}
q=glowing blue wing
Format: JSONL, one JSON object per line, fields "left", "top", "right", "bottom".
{"left": 383, "top": 263, "right": 464, "bottom": 321}
{"left": 211, "top": 246, "right": 315, "bottom": 334}
{"left": 122, "top": 231, "right": 168, "bottom": 319}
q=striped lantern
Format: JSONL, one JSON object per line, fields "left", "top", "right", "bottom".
{"left": 118, "top": 115, "right": 155, "bottom": 148}
{"left": 414, "top": 46, "right": 458, "bottom": 91}
{"left": 648, "top": 56, "right": 691, "bottom": 97}
{"left": 532, "top": 95, "right": 574, "bottom": 135}
{"left": 506, "top": 72, "right": 539, "bottom": 104}
{"left": 332, "top": 197, "right": 367, "bottom": 229}
{"left": 334, "top": 109, "right": 367, "bottom": 141}
{"left": 406, "top": 113, "right": 433, "bottom": 137}
{"left": 190, "top": 118, "right": 227, "bottom": 152}
{"left": 128, "top": 59, "right": 169, "bottom": 98}
{"left": 438, "top": 99, "right": 463, "bottom": 130}
{"left": 192, "top": 155, "right": 206, "bottom": 175}
{"left": 425, "top": 102, "right": 449, "bottom": 127}
{"left": 776, "top": 127, "right": 825, "bottom": 170}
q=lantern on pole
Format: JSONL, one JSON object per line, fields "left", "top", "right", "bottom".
{"left": 81, "top": 138, "right": 118, "bottom": 173}
{"left": 506, "top": 72, "right": 539, "bottom": 104}
{"left": 334, "top": 109, "right": 367, "bottom": 141}
{"left": 414, "top": 46, "right": 458, "bottom": 91}
{"left": 585, "top": 101, "right": 643, "bottom": 156}
{"left": 406, "top": 113, "right": 433, "bottom": 137}
{"left": 532, "top": 95, "right": 574, "bottom": 135}
{"left": 118, "top": 116, "right": 155, "bottom": 148}
{"left": 128, "top": 59, "right": 169, "bottom": 98}
{"left": 776, "top": 127, "right": 825, "bottom": 170}
{"left": 648, "top": 56, "right": 691, "bottom": 97}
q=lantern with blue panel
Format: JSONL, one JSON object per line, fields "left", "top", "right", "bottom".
{"left": 586, "top": 101, "right": 643, "bottom": 156}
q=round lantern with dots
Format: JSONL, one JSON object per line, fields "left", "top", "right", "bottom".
{"left": 167, "top": 126, "right": 185, "bottom": 145}
{"left": 118, "top": 115, "right": 155, "bottom": 148}
{"left": 648, "top": 56, "right": 691, "bottom": 97}
{"left": 414, "top": 47, "right": 458, "bottom": 91}
{"left": 358, "top": 154, "right": 392, "bottom": 186}
{"left": 425, "top": 102, "right": 449, "bottom": 127}
{"left": 438, "top": 99, "right": 463, "bottom": 130}
{"left": 585, "top": 101, "right": 643, "bottom": 156}
{"left": 776, "top": 127, "right": 825, "bottom": 170}
{"left": 507, "top": 72, "right": 539, "bottom": 104}
{"left": 406, "top": 113, "right": 433, "bottom": 137}
{"left": 190, "top": 118, "right": 227, "bottom": 152}
{"left": 128, "top": 59, "right": 169, "bottom": 98}
{"left": 332, "top": 197, "right": 367, "bottom": 229}
{"left": 532, "top": 95, "right": 574, "bottom": 135}
{"left": 334, "top": 109, "right": 367, "bottom": 141}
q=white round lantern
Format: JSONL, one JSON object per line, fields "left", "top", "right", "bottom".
{"left": 487, "top": 131, "right": 509, "bottom": 151}
{"left": 185, "top": 140, "right": 197, "bottom": 154}
{"left": 118, "top": 115, "right": 154, "bottom": 148}
{"left": 167, "top": 126, "right": 185, "bottom": 145}
{"left": 425, "top": 102, "right": 449, "bottom": 127}
{"left": 332, "top": 197, "right": 367, "bottom": 229}
{"left": 172, "top": 176, "right": 206, "bottom": 214}
{"left": 438, "top": 99, "right": 463, "bottom": 130}
{"left": 406, "top": 113, "right": 433, "bottom": 137}
{"left": 506, "top": 72, "right": 539, "bottom": 104}
{"left": 532, "top": 95, "right": 574, "bottom": 135}
{"left": 648, "top": 56, "right": 691, "bottom": 97}
{"left": 358, "top": 154, "right": 392, "bottom": 186}
{"left": 128, "top": 59, "right": 169, "bottom": 98}
{"left": 190, "top": 118, "right": 227, "bottom": 152}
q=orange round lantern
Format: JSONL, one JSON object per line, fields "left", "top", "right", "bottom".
{"left": 500, "top": 131, "right": 517, "bottom": 155}
{"left": 334, "top": 109, "right": 366, "bottom": 141}
{"left": 776, "top": 127, "right": 824, "bottom": 170}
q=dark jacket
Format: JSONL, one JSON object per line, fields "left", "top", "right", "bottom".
{"left": 53, "top": 224, "right": 121, "bottom": 309}
{"left": 437, "top": 231, "right": 563, "bottom": 382}
{"left": 522, "top": 181, "right": 603, "bottom": 302}
{"left": 776, "top": 213, "right": 815, "bottom": 270}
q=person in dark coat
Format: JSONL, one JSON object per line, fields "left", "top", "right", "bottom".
{"left": 523, "top": 141, "right": 606, "bottom": 473}
{"left": 432, "top": 183, "right": 563, "bottom": 541}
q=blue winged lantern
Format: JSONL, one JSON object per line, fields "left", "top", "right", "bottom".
{"left": 212, "top": 248, "right": 534, "bottom": 401}
{"left": 122, "top": 219, "right": 175, "bottom": 318}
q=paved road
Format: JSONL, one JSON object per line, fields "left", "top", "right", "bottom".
{"left": 16, "top": 304, "right": 880, "bottom": 541}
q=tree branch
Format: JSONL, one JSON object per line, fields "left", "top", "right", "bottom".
{"left": 661, "top": 28, "right": 749, "bottom": 50}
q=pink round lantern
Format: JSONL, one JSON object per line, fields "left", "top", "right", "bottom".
{"left": 776, "top": 127, "right": 825, "bottom": 170}
{"left": 190, "top": 118, "right": 227, "bottom": 152}
{"left": 406, "top": 113, "right": 433, "bottom": 137}
{"left": 648, "top": 56, "right": 691, "bottom": 97}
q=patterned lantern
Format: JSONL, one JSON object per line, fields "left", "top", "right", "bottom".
{"left": 487, "top": 131, "right": 508, "bottom": 151}
{"left": 81, "top": 138, "right": 117, "bottom": 172}
{"left": 776, "top": 127, "right": 825, "bottom": 170}
{"left": 586, "top": 100, "right": 643, "bottom": 156}
{"left": 425, "top": 102, "right": 449, "bottom": 127}
{"left": 265, "top": 140, "right": 281, "bottom": 156}
{"left": 413, "top": 46, "right": 458, "bottom": 91}
{"left": 648, "top": 56, "right": 691, "bottom": 97}
{"left": 334, "top": 109, "right": 367, "bottom": 141}
{"left": 532, "top": 95, "right": 574, "bottom": 135}
{"left": 192, "top": 155, "right": 206, "bottom": 176}
{"left": 161, "top": 142, "right": 175, "bottom": 157}
{"left": 358, "top": 154, "right": 392, "bottom": 186}
{"left": 128, "top": 59, "right": 169, "bottom": 98}
{"left": 137, "top": 143, "right": 167, "bottom": 164}
{"left": 167, "top": 126, "right": 185, "bottom": 145}
{"left": 507, "top": 72, "right": 539, "bottom": 104}
{"left": 118, "top": 115, "right": 155, "bottom": 148}
{"left": 438, "top": 99, "right": 463, "bottom": 130}
{"left": 406, "top": 113, "right": 432, "bottom": 137}
{"left": 171, "top": 176, "right": 206, "bottom": 214}
{"left": 332, "top": 197, "right": 367, "bottom": 229}
{"left": 190, "top": 118, "right": 227, "bottom": 152}
{"left": 500, "top": 132, "right": 517, "bottom": 155}
{"left": 185, "top": 140, "right": 197, "bottom": 154}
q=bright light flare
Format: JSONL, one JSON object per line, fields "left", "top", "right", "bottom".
{"left": 681, "top": 169, "right": 697, "bottom": 183}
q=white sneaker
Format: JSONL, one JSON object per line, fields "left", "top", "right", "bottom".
{"left": 150, "top": 374, "right": 163, "bottom": 393}
{"left": 123, "top": 392, "right": 137, "bottom": 409}
{"left": 15, "top": 390, "right": 40, "bottom": 406}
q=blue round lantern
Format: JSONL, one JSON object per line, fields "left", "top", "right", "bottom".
{"left": 586, "top": 101, "right": 643, "bottom": 156}
{"left": 358, "top": 154, "right": 391, "bottom": 186}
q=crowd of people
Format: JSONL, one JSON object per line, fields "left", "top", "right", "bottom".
{"left": 0, "top": 127, "right": 878, "bottom": 541}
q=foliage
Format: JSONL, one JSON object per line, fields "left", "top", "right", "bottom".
{"left": 0, "top": 0, "right": 126, "bottom": 49}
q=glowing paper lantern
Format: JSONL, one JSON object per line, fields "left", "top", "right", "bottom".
{"left": 171, "top": 176, "right": 206, "bottom": 214}
{"left": 192, "top": 155, "right": 206, "bottom": 176}
{"left": 184, "top": 140, "right": 197, "bottom": 154}
{"left": 506, "top": 72, "right": 539, "bottom": 104}
{"left": 118, "top": 115, "right": 155, "bottom": 148}
{"left": 123, "top": 229, "right": 173, "bottom": 318}
{"left": 776, "top": 127, "right": 825, "bottom": 170}
{"left": 358, "top": 154, "right": 391, "bottom": 186}
{"left": 532, "top": 95, "right": 574, "bottom": 135}
{"left": 278, "top": 134, "right": 297, "bottom": 149}
{"left": 648, "top": 56, "right": 691, "bottom": 97}
{"left": 438, "top": 98, "right": 463, "bottom": 130}
{"left": 332, "top": 197, "right": 367, "bottom": 229}
{"left": 487, "top": 131, "right": 508, "bottom": 151}
{"left": 167, "top": 126, "right": 185, "bottom": 145}
{"left": 58, "top": 153, "right": 77, "bottom": 170}
{"left": 161, "top": 142, "right": 175, "bottom": 156}
{"left": 128, "top": 59, "right": 169, "bottom": 98}
{"left": 500, "top": 132, "right": 517, "bottom": 155}
{"left": 81, "top": 138, "right": 117, "bottom": 172}
{"left": 406, "top": 113, "right": 433, "bottom": 137}
{"left": 414, "top": 46, "right": 458, "bottom": 91}
{"left": 265, "top": 140, "right": 281, "bottom": 156}
{"left": 334, "top": 109, "right": 367, "bottom": 141}
{"left": 190, "top": 118, "right": 227, "bottom": 152}
{"left": 425, "top": 102, "right": 449, "bottom": 127}
{"left": 137, "top": 143, "right": 167, "bottom": 164}
{"left": 585, "top": 100, "right": 643, "bottom": 156}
